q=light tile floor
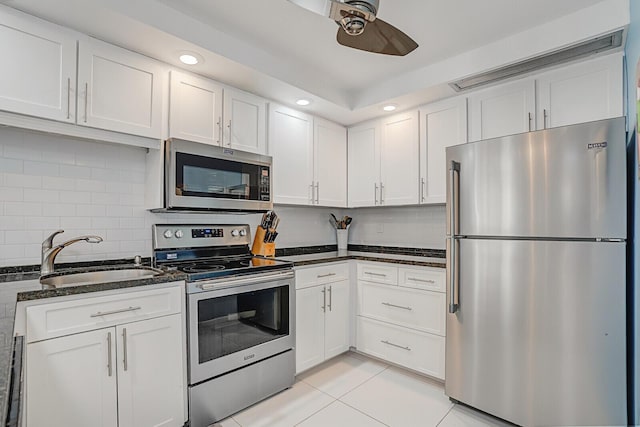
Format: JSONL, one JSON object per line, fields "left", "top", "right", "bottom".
{"left": 212, "top": 352, "right": 511, "bottom": 427}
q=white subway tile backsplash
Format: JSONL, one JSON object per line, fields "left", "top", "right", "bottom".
{"left": 0, "top": 188, "right": 23, "bottom": 202}
{"left": 91, "top": 217, "right": 119, "bottom": 229}
{"left": 91, "top": 168, "right": 112, "bottom": 181}
{"left": 59, "top": 165, "right": 91, "bottom": 179}
{"left": 0, "top": 231, "right": 3, "bottom": 244}
{"left": 23, "top": 161, "right": 60, "bottom": 177}
{"left": 42, "top": 177, "right": 76, "bottom": 191}
{"left": 91, "top": 192, "right": 119, "bottom": 205}
{"left": 106, "top": 205, "right": 133, "bottom": 217}
{"left": 120, "top": 240, "right": 148, "bottom": 254}
{"left": 4, "top": 202, "right": 42, "bottom": 216}
{"left": 23, "top": 189, "right": 59, "bottom": 203}
{"left": 60, "top": 217, "right": 92, "bottom": 229}
{"left": 4, "top": 230, "right": 42, "bottom": 244}
{"left": 0, "top": 245, "right": 25, "bottom": 260}
{"left": 24, "top": 216, "right": 60, "bottom": 230}
{"left": 46, "top": 204, "right": 76, "bottom": 217}
{"left": 0, "top": 158, "right": 24, "bottom": 174}
{"left": 76, "top": 179, "right": 106, "bottom": 193}
{"left": 59, "top": 190, "right": 91, "bottom": 204}
{"left": 119, "top": 217, "right": 145, "bottom": 229}
{"left": 4, "top": 173, "right": 41, "bottom": 189}
{"left": 76, "top": 204, "right": 106, "bottom": 217}
{"left": 3, "top": 144, "right": 40, "bottom": 161}
{"left": 0, "top": 216, "right": 24, "bottom": 231}
{"left": 119, "top": 194, "right": 142, "bottom": 206}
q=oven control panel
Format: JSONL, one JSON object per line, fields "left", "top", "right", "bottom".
{"left": 152, "top": 224, "right": 251, "bottom": 249}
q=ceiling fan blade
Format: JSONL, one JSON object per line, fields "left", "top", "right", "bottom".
{"left": 287, "top": 0, "right": 332, "bottom": 17}
{"left": 336, "top": 17, "right": 418, "bottom": 56}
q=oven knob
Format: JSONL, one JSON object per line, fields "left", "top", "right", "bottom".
{"left": 163, "top": 229, "right": 173, "bottom": 239}
{"left": 231, "top": 229, "right": 240, "bottom": 237}
{"left": 175, "top": 230, "right": 184, "bottom": 238}
{"left": 239, "top": 229, "right": 247, "bottom": 237}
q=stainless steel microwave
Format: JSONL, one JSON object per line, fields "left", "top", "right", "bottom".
{"left": 161, "top": 139, "right": 273, "bottom": 212}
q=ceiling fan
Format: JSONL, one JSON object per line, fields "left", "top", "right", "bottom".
{"left": 287, "top": 0, "right": 418, "bottom": 56}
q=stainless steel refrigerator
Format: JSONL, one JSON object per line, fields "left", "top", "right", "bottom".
{"left": 445, "top": 117, "right": 627, "bottom": 427}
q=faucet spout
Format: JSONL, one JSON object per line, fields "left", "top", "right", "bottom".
{"left": 41, "top": 232, "right": 104, "bottom": 276}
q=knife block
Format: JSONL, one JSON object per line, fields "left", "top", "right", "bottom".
{"left": 251, "top": 226, "right": 275, "bottom": 257}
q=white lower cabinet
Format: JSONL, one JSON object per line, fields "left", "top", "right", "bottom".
{"left": 25, "top": 284, "right": 186, "bottom": 427}
{"left": 295, "top": 264, "right": 350, "bottom": 374}
{"left": 355, "top": 263, "right": 446, "bottom": 380}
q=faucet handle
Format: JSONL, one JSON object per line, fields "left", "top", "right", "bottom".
{"left": 42, "top": 230, "right": 64, "bottom": 250}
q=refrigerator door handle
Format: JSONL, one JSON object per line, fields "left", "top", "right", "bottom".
{"left": 449, "top": 161, "right": 460, "bottom": 314}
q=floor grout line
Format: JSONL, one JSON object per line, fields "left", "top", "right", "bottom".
{"left": 335, "top": 399, "right": 392, "bottom": 427}
{"left": 434, "top": 404, "right": 455, "bottom": 427}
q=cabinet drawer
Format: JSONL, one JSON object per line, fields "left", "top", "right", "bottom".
{"left": 26, "top": 285, "right": 183, "bottom": 342}
{"left": 356, "top": 317, "right": 445, "bottom": 380}
{"left": 358, "top": 282, "right": 445, "bottom": 336}
{"left": 399, "top": 267, "right": 445, "bottom": 292}
{"left": 295, "top": 263, "right": 349, "bottom": 289}
{"left": 357, "top": 263, "right": 398, "bottom": 285}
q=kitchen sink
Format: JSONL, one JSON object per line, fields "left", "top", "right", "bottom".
{"left": 40, "top": 267, "right": 164, "bottom": 289}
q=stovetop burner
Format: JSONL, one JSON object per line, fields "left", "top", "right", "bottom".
{"left": 176, "top": 258, "right": 252, "bottom": 274}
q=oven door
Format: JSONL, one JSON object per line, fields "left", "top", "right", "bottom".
{"left": 166, "top": 138, "right": 272, "bottom": 212}
{"left": 187, "top": 271, "right": 294, "bottom": 384}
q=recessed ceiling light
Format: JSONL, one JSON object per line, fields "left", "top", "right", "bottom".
{"left": 296, "top": 99, "right": 311, "bottom": 106}
{"left": 179, "top": 52, "right": 201, "bottom": 65}
{"left": 382, "top": 104, "right": 397, "bottom": 112}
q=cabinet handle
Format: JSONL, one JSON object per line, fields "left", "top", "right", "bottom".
{"left": 408, "top": 277, "right": 435, "bottom": 284}
{"left": 107, "top": 332, "right": 113, "bottom": 377}
{"left": 309, "top": 183, "right": 314, "bottom": 204}
{"left": 84, "top": 82, "right": 88, "bottom": 123}
{"left": 217, "top": 117, "right": 222, "bottom": 145}
{"left": 421, "top": 178, "right": 426, "bottom": 202}
{"left": 90, "top": 306, "right": 141, "bottom": 318}
{"left": 321, "top": 287, "right": 326, "bottom": 312}
{"left": 317, "top": 273, "right": 336, "bottom": 278}
{"left": 543, "top": 109, "right": 548, "bottom": 129}
{"left": 364, "top": 271, "right": 386, "bottom": 277}
{"left": 528, "top": 112, "right": 532, "bottom": 132}
{"left": 328, "top": 285, "right": 332, "bottom": 312}
{"left": 374, "top": 183, "right": 379, "bottom": 205}
{"left": 227, "top": 120, "right": 232, "bottom": 146}
{"left": 315, "top": 182, "right": 320, "bottom": 204}
{"left": 381, "top": 302, "right": 412, "bottom": 311}
{"left": 123, "top": 328, "right": 128, "bottom": 371}
{"left": 66, "top": 78, "right": 71, "bottom": 120}
{"left": 380, "top": 182, "right": 385, "bottom": 204}
{"left": 381, "top": 340, "right": 411, "bottom": 351}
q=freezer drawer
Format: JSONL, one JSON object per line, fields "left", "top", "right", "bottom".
{"left": 445, "top": 238, "right": 626, "bottom": 427}
{"left": 446, "top": 117, "right": 626, "bottom": 239}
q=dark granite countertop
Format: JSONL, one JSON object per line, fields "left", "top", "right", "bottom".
{"left": 0, "top": 261, "right": 187, "bottom": 426}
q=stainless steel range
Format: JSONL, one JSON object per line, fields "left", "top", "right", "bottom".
{"left": 152, "top": 224, "right": 295, "bottom": 427}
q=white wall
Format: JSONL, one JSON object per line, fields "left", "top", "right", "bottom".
{"left": 0, "top": 128, "right": 361, "bottom": 267}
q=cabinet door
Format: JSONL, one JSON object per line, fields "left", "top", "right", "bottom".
{"left": 0, "top": 7, "right": 77, "bottom": 122}
{"left": 269, "top": 104, "right": 314, "bottom": 205}
{"left": 537, "top": 53, "right": 623, "bottom": 130}
{"left": 468, "top": 79, "right": 536, "bottom": 142}
{"left": 169, "top": 70, "right": 223, "bottom": 145}
{"left": 26, "top": 328, "right": 118, "bottom": 427}
{"left": 314, "top": 117, "right": 347, "bottom": 207}
{"left": 223, "top": 87, "right": 267, "bottom": 154}
{"left": 348, "top": 121, "right": 380, "bottom": 207}
{"left": 78, "top": 38, "right": 164, "bottom": 138}
{"left": 380, "top": 111, "right": 420, "bottom": 206}
{"left": 116, "top": 315, "right": 186, "bottom": 427}
{"left": 324, "top": 280, "right": 350, "bottom": 359}
{"left": 295, "top": 286, "right": 326, "bottom": 373}
{"left": 419, "top": 97, "right": 467, "bottom": 204}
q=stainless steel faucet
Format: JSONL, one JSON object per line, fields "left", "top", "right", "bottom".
{"left": 41, "top": 230, "right": 103, "bottom": 276}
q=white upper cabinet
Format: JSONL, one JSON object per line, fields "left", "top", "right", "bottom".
{"left": 348, "top": 121, "right": 380, "bottom": 207}
{"left": 269, "top": 104, "right": 315, "bottom": 205}
{"left": 78, "top": 38, "right": 164, "bottom": 139}
{"left": 169, "top": 70, "right": 223, "bottom": 145}
{"left": 419, "top": 97, "right": 467, "bottom": 204}
{"left": 468, "top": 79, "right": 536, "bottom": 142}
{"left": 223, "top": 87, "right": 267, "bottom": 154}
{"left": 536, "top": 53, "right": 623, "bottom": 130}
{"left": 314, "top": 117, "right": 347, "bottom": 207}
{"left": 0, "top": 7, "right": 77, "bottom": 123}
{"left": 379, "top": 111, "right": 420, "bottom": 206}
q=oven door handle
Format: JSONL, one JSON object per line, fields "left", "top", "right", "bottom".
{"left": 197, "top": 270, "right": 295, "bottom": 291}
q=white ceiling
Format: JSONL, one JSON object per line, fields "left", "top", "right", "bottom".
{"left": 1, "top": 0, "right": 628, "bottom": 125}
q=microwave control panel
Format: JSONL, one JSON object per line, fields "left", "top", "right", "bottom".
{"left": 260, "top": 167, "right": 270, "bottom": 201}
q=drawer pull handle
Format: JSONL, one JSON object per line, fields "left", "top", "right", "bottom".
{"left": 381, "top": 302, "right": 412, "bottom": 311}
{"left": 107, "top": 332, "right": 113, "bottom": 377}
{"left": 365, "top": 272, "right": 387, "bottom": 277}
{"left": 123, "top": 328, "right": 128, "bottom": 371}
{"left": 317, "top": 273, "right": 336, "bottom": 278}
{"left": 90, "top": 306, "right": 142, "bottom": 318}
{"left": 408, "top": 277, "right": 435, "bottom": 284}
{"left": 381, "top": 340, "right": 411, "bottom": 351}
{"left": 321, "top": 287, "right": 326, "bottom": 312}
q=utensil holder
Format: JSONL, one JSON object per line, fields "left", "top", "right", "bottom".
{"left": 336, "top": 229, "right": 348, "bottom": 250}
{"left": 252, "top": 226, "right": 276, "bottom": 257}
